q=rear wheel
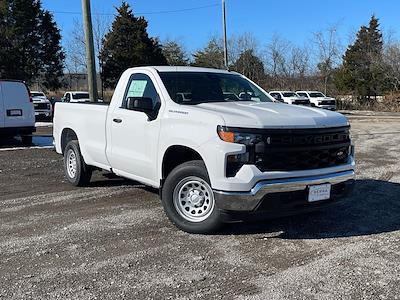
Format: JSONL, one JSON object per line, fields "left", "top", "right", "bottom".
{"left": 63, "top": 140, "right": 92, "bottom": 186}
{"left": 161, "top": 160, "right": 222, "bottom": 233}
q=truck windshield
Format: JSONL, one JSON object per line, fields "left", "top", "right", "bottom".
{"left": 32, "top": 92, "right": 45, "bottom": 97}
{"left": 72, "top": 93, "right": 90, "bottom": 99}
{"left": 309, "top": 92, "right": 325, "bottom": 97}
{"left": 282, "top": 92, "right": 297, "bottom": 97}
{"left": 159, "top": 72, "right": 273, "bottom": 104}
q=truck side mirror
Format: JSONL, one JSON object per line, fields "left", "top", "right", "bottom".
{"left": 126, "top": 97, "right": 153, "bottom": 113}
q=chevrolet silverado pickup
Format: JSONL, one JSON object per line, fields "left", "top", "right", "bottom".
{"left": 296, "top": 91, "right": 337, "bottom": 110}
{"left": 269, "top": 91, "right": 310, "bottom": 106}
{"left": 53, "top": 66, "right": 355, "bottom": 233}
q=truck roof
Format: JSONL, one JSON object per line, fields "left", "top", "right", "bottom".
{"left": 129, "top": 66, "right": 234, "bottom": 74}
{"left": 297, "top": 90, "right": 322, "bottom": 93}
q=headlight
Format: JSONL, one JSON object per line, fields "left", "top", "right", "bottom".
{"left": 217, "top": 126, "right": 262, "bottom": 145}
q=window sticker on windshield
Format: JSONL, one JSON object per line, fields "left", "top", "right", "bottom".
{"left": 127, "top": 80, "right": 147, "bottom": 97}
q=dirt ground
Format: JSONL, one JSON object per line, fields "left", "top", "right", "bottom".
{"left": 1, "top": 112, "right": 400, "bottom": 299}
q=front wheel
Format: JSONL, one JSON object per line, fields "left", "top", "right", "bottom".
{"left": 161, "top": 160, "right": 222, "bottom": 233}
{"left": 63, "top": 140, "right": 92, "bottom": 186}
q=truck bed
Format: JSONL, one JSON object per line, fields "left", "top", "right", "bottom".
{"left": 53, "top": 102, "right": 111, "bottom": 170}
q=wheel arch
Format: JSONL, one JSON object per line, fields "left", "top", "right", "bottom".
{"left": 60, "top": 128, "right": 78, "bottom": 154}
{"left": 161, "top": 145, "right": 208, "bottom": 183}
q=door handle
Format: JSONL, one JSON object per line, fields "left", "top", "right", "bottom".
{"left": 113, "top": 118, "right": 122, "bottom": 123}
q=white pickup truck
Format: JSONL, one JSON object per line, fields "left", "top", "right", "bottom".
{"left": 296, "top": 91, "right": 337, "bottom": 110}
{"left": 53, "top": 66, "right": 355, "bottom": 233}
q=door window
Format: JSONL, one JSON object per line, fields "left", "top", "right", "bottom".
{"left": 123, "top": 73, "right": 159, "bottom": 109}
{"left": 270, "top": 93, "right": 282, "bottom": 100}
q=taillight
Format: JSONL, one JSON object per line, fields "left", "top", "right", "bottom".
{"left": 28, "top": 90, "right": 33, "bottom": 102}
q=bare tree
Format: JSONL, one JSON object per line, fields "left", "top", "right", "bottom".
{"left": 263, "top": 34, "right": 310, "bottom": 90}
{"left": 264, "top": 34, "right": 289, "bottom": 87}
{"left": 383, "top": 41, "right": 400, "bottom": 92}
{"left": 65, "top": 16, "right": 111, "bottom": 74}
{"left": 313, "top": 24, "right": 342, "bottom": 94}
{"left": 288, "top": 45, "right": 310, "bottom": 88}
{"left": 228, "top": 32, "right": 259, "bottom": 65}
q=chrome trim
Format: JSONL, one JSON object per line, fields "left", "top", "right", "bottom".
{"left": 214, "top": 170, "right": 355, "bottom": 211}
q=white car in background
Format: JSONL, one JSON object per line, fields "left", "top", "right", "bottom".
{"left": 0, "top": 80, "right": 35, "bottom": 144}
{"left": 296, "top": 91, "right": 336, "bottom": 111}
{"left": 31, "top": 91, "right": 52, "bottom": 120}
{"left": 62, "top": 91, "right": 90, "bottom": 103}
{"left": 62, "top": 91, "right": 104, "bottom": 103}
{"left": 269, "top": 91, "right": 310, "bottom": 106}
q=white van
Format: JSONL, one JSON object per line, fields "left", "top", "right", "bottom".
{"left": 0, "top": 80, "right": 35, "bottom": 144}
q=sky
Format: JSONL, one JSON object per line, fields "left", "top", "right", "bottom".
{"left": 42, "top": 0, "right": 400, "bottom": 53}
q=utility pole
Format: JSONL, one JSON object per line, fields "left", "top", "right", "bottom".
{"left": 81, "top": 0, "right": 98, "bottom": 102}
{"left": 222, "top": 0, "right": 228, "bottom": 69}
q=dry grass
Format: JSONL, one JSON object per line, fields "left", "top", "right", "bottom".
{"left": 337, "top": 96, "right": 400, "bottom": 112}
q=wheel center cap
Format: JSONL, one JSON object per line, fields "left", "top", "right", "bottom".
{"left": 189, "top": 190, "right": 204, "bottom": 206}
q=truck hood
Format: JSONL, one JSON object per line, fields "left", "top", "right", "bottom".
{"left": 286, "top": 97, "right": 309, "bottom": 102}
{"left": 310, "top": 97, "right": 335, "bottom": 101}
{"left": 196, "top": 101, "right": 348, "bottom": 128}
{"left": 32, "top": 97, "right": 50, "bottom": 104}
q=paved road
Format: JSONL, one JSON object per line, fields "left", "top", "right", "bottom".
{"left": 0, "top": 115, "right": 400, "bottom": 299}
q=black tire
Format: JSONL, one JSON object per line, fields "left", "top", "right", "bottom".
{"left": 161, "top": 160, "right": 222, "bottom": 234}
{"left": 21, "top": 135, "right": 32, "bottom": 145}
{"left": 63, "top": 140, "right": 92, "bottom": 186}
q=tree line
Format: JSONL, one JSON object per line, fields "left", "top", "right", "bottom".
{"left": 1, "top": 0, "right": 400, "bottom": 106}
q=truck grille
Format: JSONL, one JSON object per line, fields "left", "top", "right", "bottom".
{"left": 34, "top": 103, "right": 50, "bottom": 110}
{"left": 293, "top": 99, "right": 310, "bottom": 105}
{"left": 320, "top": 100, "right": 335, "bottom": 105}
{"left": 253, "top": 126, "right": 350, "bottom": 172}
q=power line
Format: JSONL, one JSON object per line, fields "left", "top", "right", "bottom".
{"left": 50, "top": 3, "right": 219, "bottom": 17}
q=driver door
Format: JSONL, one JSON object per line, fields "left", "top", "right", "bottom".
{"left": 107, "top": 72, "right": 161, "bottom": 186}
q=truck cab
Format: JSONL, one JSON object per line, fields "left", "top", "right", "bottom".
{"left": 62, "top": 91, "right": 90, "bottom": 103}
{"left": 54, "top": 67, "right": 355, "bottom": 233}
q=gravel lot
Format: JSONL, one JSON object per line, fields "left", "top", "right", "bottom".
{"left": 1, "top": 113, "right": 400, "bottom": 299}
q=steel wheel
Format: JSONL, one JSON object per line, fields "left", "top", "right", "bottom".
{"left": 66, "top": 149, "right": 77, "bottom": 179}
{"left": 173, "top": 176, "right": 215, "bottom": 223}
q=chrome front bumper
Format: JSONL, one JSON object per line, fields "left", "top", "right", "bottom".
{"left": 214, "top": 170, "right": 355, "bottom": 211}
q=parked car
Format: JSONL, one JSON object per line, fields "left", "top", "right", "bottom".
{"left": 62, "top": 91, "right": 103, "bottom": 103}
{"left": 31, "top": 91, "right": 52, "bottom": 120}
{"left": 62, "top": 91, "right": 90, "bottom": 103}
{"left": 0, "top": 80, "right": 35, "bottom": 144}
{"left": 296, "top": 91, "right": 336, "bottom": 110}
{"left": 269, "top": 91, "right": 311, "bottom": 105}
{"left": 53, "top": 66, "right": 355, "bottom": 233}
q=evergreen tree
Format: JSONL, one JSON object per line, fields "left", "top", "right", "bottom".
{"left": 38, "top": 11, "right": 65, "bottom": 89}
{"left": 162, "top": 40, "right": 189, "bottom": 66}
{"left": 192, "top": 37, "right": 225, "bottom": 69}
{"left": 231, "top": 50, "right": 264, "bottom": 83}
{"left": 335, "top": 15, "right": 385, "bottom": 100}
{"left": 100, "top": 2, "right": 167, "bottom": 88}
{"left": 0, "top": 0, "right": 65, "bottom": 89}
